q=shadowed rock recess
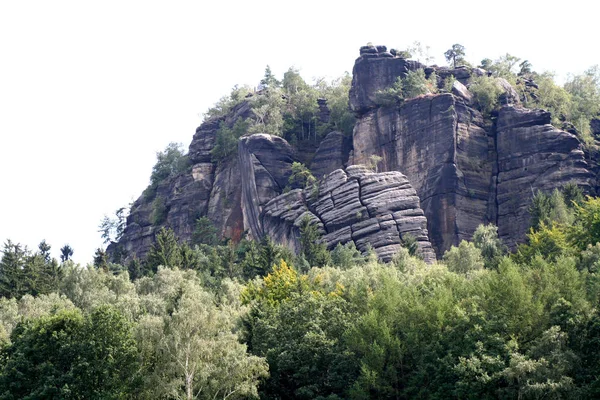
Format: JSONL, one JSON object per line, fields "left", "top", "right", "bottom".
{"left": 110, "top": 44, "right": 596, "bottom": 263}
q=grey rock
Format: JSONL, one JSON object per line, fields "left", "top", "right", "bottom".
{"left": 261, "top": 167, "right": 436, "bottom": 263}
{"left": 495, "top": 106, "right": 592, "bottom": 248}
{"left": 451, "top": 80, "right": 473, "bottom": 104}
{"left": 310, "top": 131, "right": 350, "bottom": 179}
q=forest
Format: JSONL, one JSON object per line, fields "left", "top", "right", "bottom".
{"left": 2, "top": 44, "right": 600, "bottom": 399}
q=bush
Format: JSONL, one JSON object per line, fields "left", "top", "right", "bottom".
{"left": 211, "top": 118, "right": 249, "bottom": 163}
{"left": 469, "top": 75, "right": 502, "bottom": 116}
{"left": 443, "top": 240, "right": 484, "bottom": 274}
{"left": 150, "top": 196, "right": 168, "bottom": 226}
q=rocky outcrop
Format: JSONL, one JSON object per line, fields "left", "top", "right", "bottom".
{"left": 309, "top": 131, "right": 351, "bottom": 179}
{"left": 239, "top": 134, "right": 296, "bottom": 240}
{"left": 495, "top": 106, "right": 592, "bottom": 248}
{"left": 110, "top": 100, "right": 296, "bottom": 262}
{"left": 261, "top": 165, "right": 436, "bottom": 263}
{"left": 351, "top": 93, "right": 492, "bottom": 256}
{"left": 350, "top": 49, "right": 424, "bottom": 114}
{"left": 349, "top": 45, "right": 594, "bottom": 255}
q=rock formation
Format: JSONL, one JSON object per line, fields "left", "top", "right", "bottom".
{"left": 349, "top": 46, "right": 594, "bottom": 255}
{"left": 261, "top": 165, "right": 436, "bottom": 263}
{"left": 309, "top": 131, "right": 352, "bottom": 179}
{"left": 111, "top": 44, "right": 596, "bottom": 264}
{"left": 110, "top": 101, "right": 298, "bottom": 263}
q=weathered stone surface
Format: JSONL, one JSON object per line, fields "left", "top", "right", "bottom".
{"left": 496, "top": 78, "right": 521, "bottom": 105}
{"left": 348, "top": 45, "right": 594, "bottom": 255}
{"left": 261, "top": 168, "right": 436, "bottom": 263}
{"left": 239, "top": 134, "right": 297, "bottom": 240}
{"left": 591, "top": 118, "right": 600, "bottom": 137}
{"left": 350, "top": 55, "right": 424, "bottom": 114}
{"left": 310, "top": 131, "right": 351, "bottom": 178}
{"left": 110, "top": 125, "right": 295, "bottom": 262}
{"left": 451, "top": 80, "right": 473, "bottom": 104}
{"left": 351, "top": 92, "right": 492, "bottom": 256}
{"left": 495, "top": 105, "right": 592, "bottom": 248}
{"left": 188, "top": 100, "right": 253, "bottom": 164}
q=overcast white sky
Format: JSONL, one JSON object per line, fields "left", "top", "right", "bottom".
{"left": 0, "top": 0, "right": 597, "bottom": 264}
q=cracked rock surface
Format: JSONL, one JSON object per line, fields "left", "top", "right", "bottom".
{"left": 261, "top": 165, "right": 436, "bottom": 263}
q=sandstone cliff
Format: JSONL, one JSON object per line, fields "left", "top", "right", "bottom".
{"left": 111, "top": 44, "right": 596, "bottom": 263}
{"left": 349, "top": 46, "right": 594, "bottom": 255}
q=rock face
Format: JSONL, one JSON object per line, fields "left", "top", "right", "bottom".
{"left": 261, "top": 165, "right": 436, "bottom": 263}
{"left": 309, "top": 131, "right": 352, "bottom": 179}
{"left": 495, "top": 106, "right": 592, "bottom": 248}
{"left": 349, "top": 46, "right": 594, "bottom": 255}
{"left": 239, "top": 134, "right": 296, "bottom": 240}
{"left": 350, "top": 53, "right": 424, "bottom": 115}
{"left": 109, "top": 100, "right": 297, "bottom": 263}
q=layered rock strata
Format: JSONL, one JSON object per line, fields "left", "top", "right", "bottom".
{"left": 261, "top": 165, "right": 436, "bottom": 263}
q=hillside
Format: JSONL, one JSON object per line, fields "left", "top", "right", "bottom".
{"left": 108, "top": 44, "right": 600, "bottom": 262}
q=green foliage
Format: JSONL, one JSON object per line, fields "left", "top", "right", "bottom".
{"left": 402, "top": 69, "right": 431, "bottom": 98}
{"left": 210, "top": 118, "right": 249, "bottom": 163}
{"left": 192, "top": 216, "right": 219, "bottom": 246}
{"left": 149, "top": 142, "right": 190, "bottom": 189}
{"left": 249, "top": 86, "right": 285, "bottom": 136}
{"left": 288, "top": 162, "right": 316, "bottom": 189}
{"left": 569, "top": 196, "right": 600, "bottom": 250}
{"left": 145, "top": 227, "right": 182, "bottom": 272}
{"left": 136, "top": 268, "right": 268, "bottom": 399}
{"left": 375, "top": 69, "right": 437, "bottom": 107}
{"left": 331, "top": 242, "right": 367, "bottom": 269}
{"left": 0, "top": 306, "right": 140, "bottom": 399}
{"left": 472, "top": 224, "right": 506, "bottom": 269}
{"left": 299, "top": 215, "right": 331, "bottom": 268}
{"left": 150, "top": 195, "right": 168, "bottom": 226}
{"left": 319, "top": 73, "right": 356, "bottom": 136}
{"left": 444, "top": 43, "right": 467, "bottom": 68}
{"left": 443, "top": 240, "right": 485, "bottom": 274}
{"left": 204, "top": 84, "right": 251, "bottom": 119}
{"left": 99, "top": 206, "right": 128, "bottom": 245}
{"left": 400, "top": 233, "right": 419, "bottom": 257}
{"left": 565, "top": 65, "right": 600, "bottom": 139}
{"left": 531, "top": 71, "right": 573, "bottom": 125}
{"left": 60, "top": 244, "right": 73, "bottom": 263}
{"left": 0, "top": 241, "right": 61, "bottom": 299}
{"left": 443, "top": 74, "right": 457, "bottom": 93}
{"left": 468, "top": 75, "right": 502, "bottom": 116}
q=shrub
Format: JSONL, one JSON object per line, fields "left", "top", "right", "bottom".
{"left": 469, "top": 75, "right": 502, "bottom": 116}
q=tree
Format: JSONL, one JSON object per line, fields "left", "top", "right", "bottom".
{"left": 0, "top": 306, "right": 140, "bottom": 399}
{"left": 60, "top": 244, "right": 73, "bottom": 263}
{"left": 211, "top": 118, "right": 249, "bottom": 163}
{"left": 99, "top": 207, "right": 128, "bottom": 245}
{"left": 472, "top": 224, "right": 507, "bottom": 269}
{"left": 260, "top": 65, "right": 280, "bottom": 89}
{"left": 288, "top": 162, "right": 316, "bottom": 189}
{"left": 136, "top": 268, "right": 268, "bottom": 400}
{"left": 444, "top": 44, "right": 466, "bottom": 68}
{"left": 469, "top": 75, "right": 502, "bottom": 116}
{"left": 145, "top": 228, "right": 182, "bottom": 273}
{"left": 37, "top": 240, "right": 51, "bottom": 262}
{"left": 299, "top": 215, "right": 331, "bottom": 268}
{"left": 443, "top": 240, "right": 484, "bottom": 274}
{"left": 0, "top": 240, "right": 27, "bottom": 298}
{"left": 192, "top": 216, "right": 219, "bottom": 246}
